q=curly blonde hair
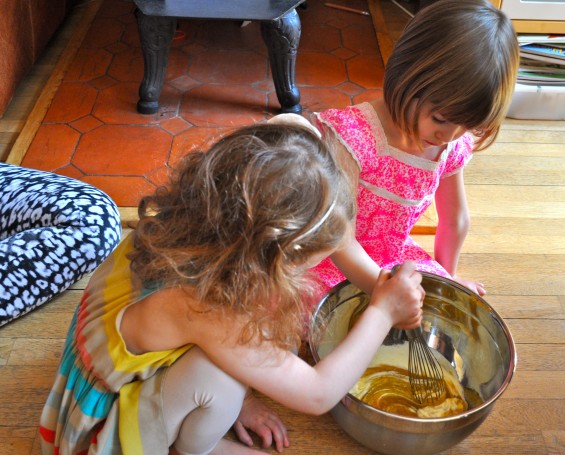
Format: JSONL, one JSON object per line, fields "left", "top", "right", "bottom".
{"left": 384, "top": 0, "right": 519, "bottom": 151}
{"left": 129, "top": 123, "right": 355, "bottom": 350}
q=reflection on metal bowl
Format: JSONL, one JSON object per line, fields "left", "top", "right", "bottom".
{"left": 308, "top": 273, "right": 517, "bottom": 455}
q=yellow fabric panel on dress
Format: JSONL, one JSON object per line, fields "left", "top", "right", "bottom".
{"left": 96, "top": 234, "right": 192, "bottom": 376}
{"left": 119, "top": 380, "right": 144, "bottom": 454}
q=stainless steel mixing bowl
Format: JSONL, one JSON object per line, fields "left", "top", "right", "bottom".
{"left": 308, "top": 273, "right": 517, "bottom": 455}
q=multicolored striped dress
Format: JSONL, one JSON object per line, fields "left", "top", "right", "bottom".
{"left": 40, "top": 234, "right": 193, "bottom": 454}
{"left": 311, "top": 102, "right": 474, "bottom": 293}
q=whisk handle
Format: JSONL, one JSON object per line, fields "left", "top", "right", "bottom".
{"left": 405, "top": 326, "right": 424, "bottom": 340}
{"left": 389, "top": 265, "right": 425, "bottom": 341}
{"left": 390, "top": 264, "right": 401, "bottom": 276}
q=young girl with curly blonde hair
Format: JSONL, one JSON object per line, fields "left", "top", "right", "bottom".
{"left": 40, "top": 123, "right": 424, "bottom": 454}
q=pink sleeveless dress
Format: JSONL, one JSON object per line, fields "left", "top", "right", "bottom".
{"left": 311, "top": 102, "right": 474, "bottom": 294}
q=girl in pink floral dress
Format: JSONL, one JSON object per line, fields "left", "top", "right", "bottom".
{"left": 275, "top": 0, "right": 519, "bottom": 298}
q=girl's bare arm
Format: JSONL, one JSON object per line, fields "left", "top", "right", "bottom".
{"left": 434, "top": 170, "right": 470, "bottom": 276}
{"left": 434, "top": 171, "right": 484, "bottom": 295}
{"left": 121, "top": 263, "right": 422, "bottom": 416}
{"left": 198, "top": 263, "right": 423, "bottom": 415}
{"left": 330, "top": 234, "right": 382, "bottom": 295}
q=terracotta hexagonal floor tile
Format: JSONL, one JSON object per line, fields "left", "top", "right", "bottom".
{"left": 90, "top": 75, "right": 119, "bottom": 91}
{"left": 301, "top": 1, "right": 369, "bottom": 27}
{"left": 347, "top": 54, "right": 384, "bottom": 89}
{"left": 319, "top": 2, "right": 372, "bottom": 28}
{"left": 65, "top": 48, "right": 113, "bottom": 82}
{"left": 146, "top": 165, "right": 173, "bottom": 188}
{"left": 342, "top": 24, "right": 380, "bottom": 54}
{"left": 160, "top": 117, "right": 192, "bottom": 135}
{"left": 105, "top": 41, "right": 130, "bottom": 56}
{"left": 54, "top": 164, "right": 85, "bottom": 180}
{"left": 180, "top": 19, "right": 265, "bottom": 53}
{"left": 354, "top": 88, "right": 383, "bottom": 105}
{"left": 23, "top": 0, "right": 387, "bottom": 213}
{"left": 180, "top": 85, "right": 267, "bottom": 127}
{"left": 170, "top": 127, "right": 233, "bottom": 167}
{"left": 165, "top": 48, "right": 192, "bottom": 82}
{"left": 82, "top": 175, "right": 156, "bottom": 207}
{"left": 106, "top": 47, "right": 144, "bottom": 83}
{"left": 300, "top": 23, "right": 342, "bottom": 53}
{"left": 297, "top": 87, "right": 352, "bottom": 117}
{"left": 253, "top": 78, "right": 275, "bottom": 94}
{"left": 168, "top": 75, "right": 200, "bottom": 92}
{"left": 97, "top": 0, "right": 135, "bottom": 20}
{"left": 189, "top": 50, "right": 267, "bottom": 85}
{"left": 73, "top": 124, "right": 172, "bottom": 176}
{"left": 122, "top": 20, "right": 142, "bottom": 47}
{"left": 331, "top": 47, "right": 358, "bottom": 60}
{"left": 70, "top": 115, "right": 104, "bottom": 134}
{"left": 337, "top": 81, "right": 365, "bottom": 97}
{"left": 44, "top": 82, "right": 98, "bottom": 123}
{"left": 82, "top": 17, "right": 126, "bottom": 49}
{"left": 296, "top": 52, "right": 347, "bottom": 87}
{"left": 22, "top": 124, "right": 80, "bottom": 171}
{"left": 93, "top": 82, "right": 179, "bottom": 124}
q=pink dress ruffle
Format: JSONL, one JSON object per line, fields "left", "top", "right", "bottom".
{"left": 311, "top": 102, "right": 474, "bottom": 294}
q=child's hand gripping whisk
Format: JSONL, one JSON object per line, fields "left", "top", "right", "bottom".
{"left": 349, "top": 263, "right": 447, "bottom": 405}
{"left": 390, "top": 265, "right": 446, "bottom": 404}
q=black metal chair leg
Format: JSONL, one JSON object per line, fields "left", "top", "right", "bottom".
{"left": 261, "top": 9, "right": 302, "bottom": 114}
{"left": 135, "top": 10, "right": 176, "bottom": 114}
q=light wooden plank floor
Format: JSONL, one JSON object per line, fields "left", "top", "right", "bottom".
{"left": 1, "top": 119, "right": 564, "bottom": 455}
{"left": 1, "top": 1, "right": 565, "bottom": 454}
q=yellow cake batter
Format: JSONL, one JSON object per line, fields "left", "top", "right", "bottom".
{"left": 350, "top": 343, "right": 477, "bottom": 418}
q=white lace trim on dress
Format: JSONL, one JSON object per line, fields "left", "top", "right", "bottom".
{"left": 312, "top": 112, "right": 362, "bottom": 170}
{"left": 359, "top": 179, "right": 426, "bottom": 207}
{"left": 358, "top": 102, "right": 454, "bottom": 170}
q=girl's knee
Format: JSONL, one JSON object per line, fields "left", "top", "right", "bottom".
{"left": 176, "top": 348, "right": 247, "bottom": 405}
{"left": 162, "top": 348, "right": 247, "bottom": 453}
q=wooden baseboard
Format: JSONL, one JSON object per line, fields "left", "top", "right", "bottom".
{"left": 5, "top": 0, "right": 103, "bottom": 166}
{"left": 368, "top": 0, "right": 395, "bottom": 65}
{"left": 120, "top": 205, "right": 437, "bottom": 234}
{"left": 411, "top": 202, "right": 438, "bottom": 235}
{"left": 119, "top": 207, "right": 139, "bottom": 228}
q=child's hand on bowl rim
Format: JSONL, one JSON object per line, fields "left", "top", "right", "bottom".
{"left": 453, "top": 276, "right": 486, "bottom": 296}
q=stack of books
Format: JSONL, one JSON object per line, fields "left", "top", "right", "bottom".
{"left": 518, "top": 34, "right": 565, "bottom": 86}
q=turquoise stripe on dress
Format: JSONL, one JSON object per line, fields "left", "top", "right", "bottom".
{"left": 60, "top": 309, "right": 116, "bottom": 419}
{"left": 66, "top": 360, "right": 115, "bottom": 419}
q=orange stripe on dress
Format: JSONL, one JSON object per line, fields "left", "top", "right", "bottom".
{"left": 74, "top": 288, "right": 113, "bottom": 390}
{"left": 76, "top": 289, "right": 95, "bottom": 372}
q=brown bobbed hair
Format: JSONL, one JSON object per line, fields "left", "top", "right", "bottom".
{"left": 384, "top": 0, "right": 519, "bottom": 151}
{"left": 128, "top": 123, "right": 355, "bottom": 350}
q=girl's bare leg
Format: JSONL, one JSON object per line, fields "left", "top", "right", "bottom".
{"left": 162, "top": 348, "right": 249, "bottom": 454}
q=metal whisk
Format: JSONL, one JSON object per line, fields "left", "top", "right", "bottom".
{"left": 405, "top": 327, "right": 446, "bottom": 405}
{"left": 390, "top": 264, "right": 446, "bottom": 405}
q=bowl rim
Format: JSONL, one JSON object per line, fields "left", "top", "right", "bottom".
{"left": 308, "top": 273, "right": 518, "bottom": 423}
